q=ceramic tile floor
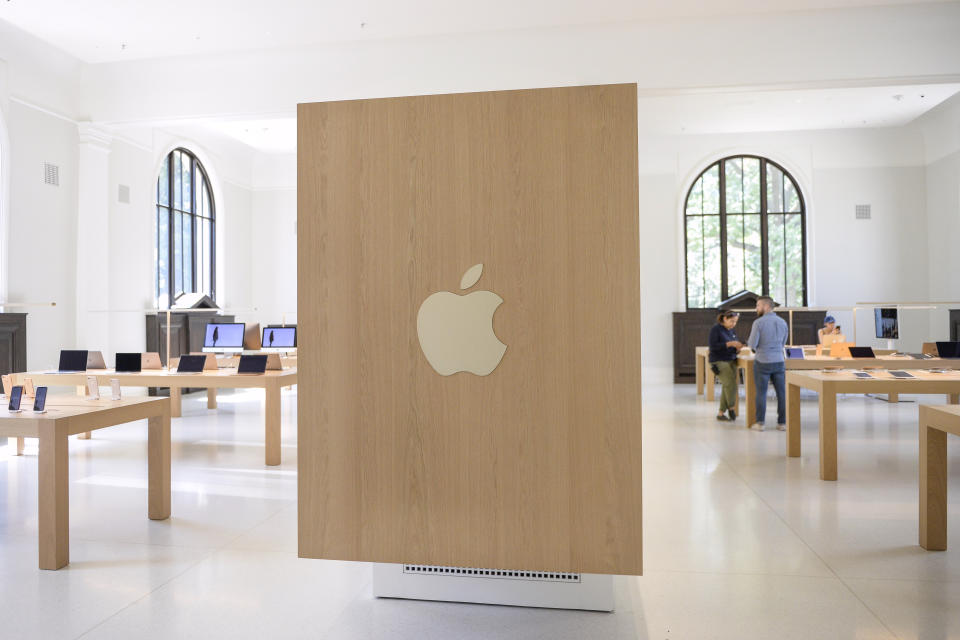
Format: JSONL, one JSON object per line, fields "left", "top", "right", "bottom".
{"left": 2, "top": 384, "right": 960, "bottom": 639}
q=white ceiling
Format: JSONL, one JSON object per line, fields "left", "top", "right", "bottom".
{"left": 194, "top": 83, "right": 960, "bottom": 154}
{"left": 637, "top": 83, "right": 960, "bottom": 134}
{"left": 0, "top": 0, "right": 953, "bottom": 64}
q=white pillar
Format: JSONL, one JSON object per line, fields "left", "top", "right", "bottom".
{"left": 75, "top": 123, "right": 112, "bottom": 352}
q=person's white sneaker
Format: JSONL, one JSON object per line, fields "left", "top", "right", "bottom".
{"left": 751, "top": 422, "right": 765, "bottom": 431}
{"left": 776, "top": 423, "right": 786, "bottom": 431}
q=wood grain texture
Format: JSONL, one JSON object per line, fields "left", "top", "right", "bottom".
{"left": 297, "top": 84, "right": 642, "bottom": 575}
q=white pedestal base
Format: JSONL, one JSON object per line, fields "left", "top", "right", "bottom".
{"left": 372, "top": 563, "right": 614, "bottom": 611}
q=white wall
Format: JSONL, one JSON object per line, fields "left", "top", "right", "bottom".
{"left": 4, "top": 100, "right": 78, "bottom": 369}
{"left": 250, "top": 187, "right": 296, "bottom": 325}
{"left": 634, "top": 125, "right": 930, "bottom": 379}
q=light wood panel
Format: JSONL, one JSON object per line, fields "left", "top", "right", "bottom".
{"left": 297, "top": 84, "right": 642, "bottom": 575}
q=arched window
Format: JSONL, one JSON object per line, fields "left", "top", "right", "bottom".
{"left": 684, "top": 155, "right": 806, "bottom": 309}
{"left": 154, "top": 148, "right": 215, "bottom": 308}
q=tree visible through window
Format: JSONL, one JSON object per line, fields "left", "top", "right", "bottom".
{"left": 684, "top": 156, "right": 806, "bottom": 309}
{"left": 154, "top": 148, "right": 215, "bottom": 308}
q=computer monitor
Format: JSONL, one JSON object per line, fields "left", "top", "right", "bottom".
{"left": 875, "top": 308, "right": 899, "bottom": 340}
{"left": 785, "top": 347, "right": 804, "bottom": 359}
{"left": 58, "top": 350, "right": 89, "bottom": 373}
{"left": 261, "top": 326, "right": 296, "bottom": 352}
{"left": 202, "top": 323, "right": 245, "bottom": 353}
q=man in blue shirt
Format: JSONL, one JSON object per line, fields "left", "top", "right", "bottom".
{"left": 746, "top": 296, "right": 789, "bottom": 431}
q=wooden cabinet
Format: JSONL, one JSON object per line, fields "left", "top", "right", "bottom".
{"left": 145, "top": 311, "right": 234, "bottom": 393}
{"left": 673, "top": 309, "right": 824, "bottom": 383}
{"left": 0, "top": 313, "right": 27, "bottom": 375}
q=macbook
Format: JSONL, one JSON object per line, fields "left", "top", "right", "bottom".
{"left": 142, "top": 352, "right": 163, "bottom": 369}
{"left": 175, "top": 355, "right": 207, "bottom": 374}
{"left": 848, "top": 346, "right": 876, "bottom": 358}
{"left": 87, "top": 351, "right": 107, "bottom": 369}
{"left": 115, "top": 352, "right": 142, "bottom": 373}
{"left": 237, "top": 354, "right": 268, "bottom": 375}
{"left": 57, "top": 350, "right": 89, "bottom": 373}
{"left": 936, "top": 342, "right": 960, "bottom": 359}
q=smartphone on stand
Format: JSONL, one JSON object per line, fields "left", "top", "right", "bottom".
{"left": 33, "top": 386, "right": 48, "bottom": 413}
{"left": 8, "top": 385, "right": 23, "bottom": 413}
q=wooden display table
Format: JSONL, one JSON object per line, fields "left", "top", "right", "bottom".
{"left": 13, "top": 368, "right": 297, "bottom": 466}
{"left": 785, "top": 370, "right": 960, "bottom": 481}
{"left": 918, "top": 404, "right": 960, "bottom": 550}
{"left": 0, "top": 396, "right": 170, "bottom": 569}
{"left": 737, "top": 354, "right": 960, "bottom": 426}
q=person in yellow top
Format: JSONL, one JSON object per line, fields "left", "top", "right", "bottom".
{"left": 818, "top": 315, "right": 841, "bottom": 344}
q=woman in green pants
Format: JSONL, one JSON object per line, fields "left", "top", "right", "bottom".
{"left": 708, "top": 311, "right": 744, "bottom": 421}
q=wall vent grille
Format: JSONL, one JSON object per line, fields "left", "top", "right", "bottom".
{"left": 43, "top": 162, "right": 59, "bottom": 187}
{"left": 118, "top": 184, "right": 131, "bottom": 203}
{"left": 855, "top": 204, "right": 871, "bottom": 219}
{"left": 403, "top": 565, "right": 581, "bottom": 583}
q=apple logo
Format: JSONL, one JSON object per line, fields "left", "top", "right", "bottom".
{"left": 417, "top": 263, "right": 507, "bottom": 376}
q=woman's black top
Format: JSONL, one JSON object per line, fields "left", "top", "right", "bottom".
{"left": 708, "top": 324, "right": 739, "bottom": 363}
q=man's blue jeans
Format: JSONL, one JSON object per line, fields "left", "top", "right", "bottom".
{"left": 754, "top": 360, "right": 786, "bottom": 425}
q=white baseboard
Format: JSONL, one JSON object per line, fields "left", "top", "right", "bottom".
{"left": 372, "top": 563, "right": 614, "bottom": 611}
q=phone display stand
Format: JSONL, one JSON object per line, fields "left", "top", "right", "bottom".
{"left": 86, "top": 376, "right": 100, "bottom": 401}
{"left": 110, "top": 378, "right": 121, "bottom": 401}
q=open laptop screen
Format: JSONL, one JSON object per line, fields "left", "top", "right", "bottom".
{"left": 238, "top": 354, "right": 268, "bottom": 374}
{"left": 937, "top": 342, "right": 960, "bottom": 358}
{"left": 176, "top": 355, "right": 207, "bottom": 373}
{"left": 115, "top": 352, "right": 142, "bottom": 373}
{"left": 59, "top": 350, "right": 89, "bottom": 372}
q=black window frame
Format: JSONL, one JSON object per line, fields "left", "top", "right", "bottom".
{"left": 683, "top": 155, "right": 807, "bottom": 309}
{"left": 155, "top": 148, "right": 216, "bottom": 308}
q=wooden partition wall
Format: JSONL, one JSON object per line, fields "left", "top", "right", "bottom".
{"left": 297, "top": 84, "right": 643, "bottom": 575}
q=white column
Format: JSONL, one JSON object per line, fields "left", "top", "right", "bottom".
{"left": 75, "top": 123, "right": 112, "bottom": 352}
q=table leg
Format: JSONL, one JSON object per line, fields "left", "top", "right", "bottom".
{"left": 38, "top": 421, "right": 69, "bottom": 570}
{"left": 148, "top": 407, "right": 171, "bottom": 520}
{"left": 919, "top": 410, "right": 948, "bottom": 550}
{"left": 888, "top": 392, "right": 899, "bottom": 403}
{"left": 744, "top": 360, "right": 756, "bottom": 427}
{"left": 170, "top": 387, "right": 182, "bottom": 418}
{"left": 706, "top": 365, "right": 715, "bottom": 401}
{"left": 265, "top": 380, "right": 281, "bottom": 466}
{"left": 949, "top": 394, "right": 959, "bottom": 405}
{"left": 9, "top": 436, "right": 25, "bottom": 455}
{"left": 733, "top": 374, "right": 741, "bottom": 416}
{"left": 819, "top": 388, "right": 838, "bottom": 481}
{"left": 695, "top": 354, "right": 705, "bottom": 396}
{"left": 207, "top": 388, "right": 217, "bottom": 410}
{"left": 787, "top": 383, "right": 801, "bottom": 457}
{"left": 76, "top": 386, "right": 92, "bottom": 440}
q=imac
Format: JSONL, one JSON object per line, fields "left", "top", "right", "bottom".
{"left": 261, "top": 326, "right": 297, "bottom": 353}
{"left": 202, "top": 322, "right": 245, "bottom": 354}
{"left": 874, "top": 307, "right": 899, "bottom": 350}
